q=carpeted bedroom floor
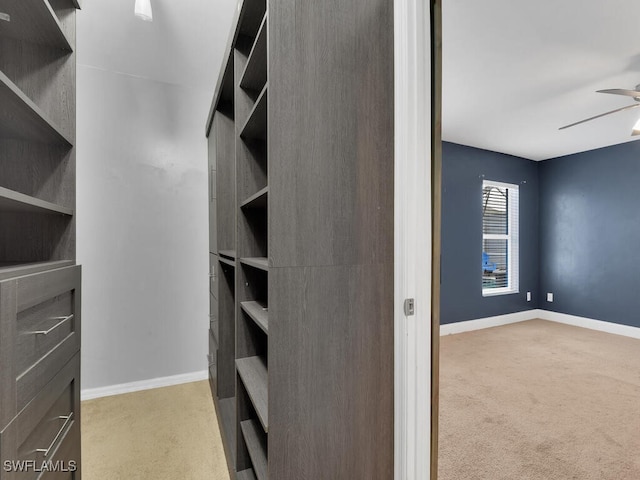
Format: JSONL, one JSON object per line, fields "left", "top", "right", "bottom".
{"left": 438, "top": 319, "right": 640, "bottom": 480}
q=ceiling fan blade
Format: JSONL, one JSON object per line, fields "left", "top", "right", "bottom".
{"left": 559, "top": 103, "right": 640, "bottom": 130}
{"left": 597, "top": 88, "right": 640, "bottom": 98}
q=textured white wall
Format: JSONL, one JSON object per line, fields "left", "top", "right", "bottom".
{"left": 76, "top": 0, "right": 236, "bottom": 390}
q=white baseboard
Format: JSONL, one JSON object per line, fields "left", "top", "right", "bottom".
{"left": 440, "top": 310, "right": 536, "bottom": 335}
{"left": 81, "top": 370, "right": 209, "bottom": 401}
{"left": 441, "top": 308, "right": 640, "bottom": 340}
{"left": 536, "top": 310, "right": 640, "bottom": 340}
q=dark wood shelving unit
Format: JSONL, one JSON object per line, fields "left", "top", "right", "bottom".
{"left": 0, "top": 71, "right": 73, "bottom": 145}
{"left": 239, "top": 85, "right": 267, "bottom": 141}
{"left": 206, "top": 0, "right": 394, "bottom": 477}
{"left": 0, "top": 0, "right": 73, "bottom": 51}
{"left": 236, "top": 356, "right": 268, "bottom": 432}
{"left": 240, "top": 257, "right": 268, "bottom": 271}
{"left": 0, "top": 186, "right": 73, "bottom": 216}
{"left": 240, "top": 419, "right": 268, "bottom": 480}
{"left": 237, "top": 469, "right": 257, "bottom": 480}
{"left": 240, "top": 186, "right": 268, "bottom": 209}
{"left": 219, "top": 256, "right": 236, "bottom": 267}
{"left": 0, "top": 0, "right": 82, "bottom": 474}
{"left": 240, "top": 301, "right": 268, "bottom": 334}
{"left": 219, "top": 249, "right": 237, "bottom": 260}
{"left": 239, "top": 15, "right": 268, "bottom": 94}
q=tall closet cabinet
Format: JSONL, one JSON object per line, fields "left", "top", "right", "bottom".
{"left": 0, "top": 0, "right": 82, "bottom": 478}
{"left": 207, "top": 0, "right": 394, "bottom": 478}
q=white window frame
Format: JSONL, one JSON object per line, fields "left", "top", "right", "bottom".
{"left": 482, "top": 180, "right": 519, "bottom": 297}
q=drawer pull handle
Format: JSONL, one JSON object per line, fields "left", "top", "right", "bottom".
{"left": 209, "top": 273, "right": 216, "bottom": 279}
{"left": 30, "top": 314, "right": 74, "bottom": 335}
{"left": 36, "top": 412, "right": 74, "bottom": 457}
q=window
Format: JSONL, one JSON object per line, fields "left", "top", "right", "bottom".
{"left": 482, "top": 180, "right": 519, "bottom": 296}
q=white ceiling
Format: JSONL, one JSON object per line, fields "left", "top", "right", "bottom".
{"left": 443, "top": 0, "right": 640, "bottom": 160}
{"left": 77, "top": 0, "right": 237, "bottom": 91}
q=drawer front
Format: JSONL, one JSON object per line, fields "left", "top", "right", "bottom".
{"left": 0, "top": 354, "right": 80, "bottom": 480}
{"left": 0, "top": 266, "right": 81, "bottom": 427}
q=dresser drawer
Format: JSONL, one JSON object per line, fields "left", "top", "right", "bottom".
{"left": 0, "top": 266, "right": 81, "bottom": 428}
{"left": 0, "top": 354, "right": 81, "bottom": 480}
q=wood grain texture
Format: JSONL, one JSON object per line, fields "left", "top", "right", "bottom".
{"left": 269, "top": 263, "right": 394, "bottom": 479}
{"left": 239, "top": 14, "right": 268, "bottom": 95}
{"left": 0, "top": 281, "right": 17, "bottom": 428}
{"left": 0, "top": 141, "right": 74, "bottom": 208}
{"left": 240, "top": 419, "right": 268, "bottom": 480}
{"left": 0, "top": 186, "right": 73, "bottom": 215}
{"left": 236, "top": 356, "right": 268, "bottom": 432}
{"left": 0, "top": 260, "right": 73, "bottom": 281}
{"left": 15, "top": 264, "right": 79, "bottom": 311}
{"left": 269, "top": 0, "right": 394, "bottom": 269}
{"left": 213, "top": 395, "right": 237, "bottom": 473}
{"left": 0, "top": 36, "right": 76, "bottom": 144}
{"left": 237, "top": 469, "right": 257, "bottom": 480}
{"left": 240, "top": 186, "right": 268, "bottom": 210}
{"left": 214, "top": 113, "right": 237, "bottom": 253}
{"left": 0, "top": 69, "right": 72, "bottom": 145}
{"left": 218, "top": 259, "right": 237, "bottom": 399}
{"left": 0, "top": 0, "right": 72, "bottom": 50}
{"left": 239, "top": 257, "right": 268, "bottom": 271}
{"left": 0, "top": 353, "right": 80, "bottom": 480}
{"left": 240, "top": 300, "right": 268, "bottom": 334}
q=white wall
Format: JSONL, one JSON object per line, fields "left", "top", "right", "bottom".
{"left": 77, "top": 0, "right": 236, "bottom": 391}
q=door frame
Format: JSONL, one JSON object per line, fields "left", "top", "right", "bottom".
{"left": 393, "top": 0, "right": 440, "bottom": 479}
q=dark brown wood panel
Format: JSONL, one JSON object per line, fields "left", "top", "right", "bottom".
{"left": 217, "top": 259, "right": 236, "bottom": 399}
{"left": 0, "top": 281, "right": 17, "bottom": 427}
{"left": 269, "top": 0, "right": 394, "bottom": 269}
{"left": 269, "top": 263, "right": 394, "bottom": 479}
{"left": 214, "top": 113, "right": 237, "bottom": 253}
{"left": 0, "top": 37, "right": 76, "bottom": 143}
{"left": 0, "top": 0, "right": 72, "bottom": 50}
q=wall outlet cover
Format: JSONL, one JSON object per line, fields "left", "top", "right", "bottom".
{"left": 527, "top": 292, "right": 531, "bottom": 302}
{"left": 547, "top": 293, "right": 554, "bottom": 302}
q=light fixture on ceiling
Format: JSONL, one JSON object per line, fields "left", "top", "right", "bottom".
{"left": 134, "top": 0, "right": 153, "bottom": 22}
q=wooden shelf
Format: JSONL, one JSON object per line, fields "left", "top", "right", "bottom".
{"left": 0, "top": 187, "right": 73, "bottom": 216}
{"left": 219, "top": 256, "right": 236, "bottom": 268}
{"left": 241, "top": 301, "right": 268, "bottom": 334}
{"left": 0, "top": 0, "right": 73, "bottom": 51}
{"left": 219, "top": 250, "right": 236, "bottom": 260}
{"left": 240, "top": 186, "right": 268, "bottom": 209}
{"left": 240, "top": 257, "right": 268, "bottom": 272}
{"left": 241, "top": 419, "right": 268, "bottom": 480}
{"left": 236, "top": 356, "right": 268, "bottom": 432}
{"left": 0, "top": 70, "right": 73, "bottom": 145}
{"left": 237, "top": 469, "right": 257, "bottom": 480}
{"left": 240, "top": 14, "right": 267, "bottom": 93}
{"left": 217, "top": 396, "right": 237, "bottom": 465}
{"left": 0, "top": 260, "right": 74, "bottom": 281}
{"left": 240, "top": 85, "right": 267, "bottom": 141}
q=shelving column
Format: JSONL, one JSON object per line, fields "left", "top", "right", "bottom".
{"left": 234, "top": 1, "right": 268, "bottom": 478}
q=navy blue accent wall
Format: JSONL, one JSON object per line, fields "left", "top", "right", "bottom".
{"left": 539, "top": 141, "right": 640, "bottom": 328}
{"left": 441, "top": 142, "right": 540, "bottom": 324}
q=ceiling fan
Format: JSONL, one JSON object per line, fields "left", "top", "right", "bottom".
{"left": 559, "top": 84, "right": 640, "bottom": 136}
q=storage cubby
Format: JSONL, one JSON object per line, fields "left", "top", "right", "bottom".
{"left": 206, "top": 0, "right": 394, "bottom": 477}
{"left": 0, "top": 0, "right": 77, "bottom": 271}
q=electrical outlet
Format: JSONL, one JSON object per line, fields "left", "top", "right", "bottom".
{"left": 547, "top": 293, "right": 554, "bottom": 302}
{"left": 526, "top": 292, "right": 531, "bottom": 302}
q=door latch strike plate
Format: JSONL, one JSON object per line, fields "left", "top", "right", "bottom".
{"left": 404, "top": 298, "right": 415, "bottom": 316}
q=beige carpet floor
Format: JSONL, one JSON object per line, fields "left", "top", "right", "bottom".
{"left": 438, "top": 319, "right": 640, "bottom": 480}
{"left": 81, "top": 380, "right": 230, "bottom": 480}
